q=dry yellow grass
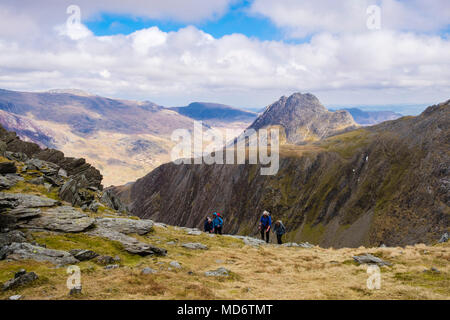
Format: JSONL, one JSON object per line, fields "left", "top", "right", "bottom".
{"left": 0, "top": 224, "right": 448, "bottom": 300}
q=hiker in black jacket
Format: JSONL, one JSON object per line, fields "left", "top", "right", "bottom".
{"left": 204, "top": 217, "right": 213, "bottom": 233}
{"left": 273, "top": 220, "right": 286, "bottom": 244}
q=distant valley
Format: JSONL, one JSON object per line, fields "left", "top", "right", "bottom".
{"left": 0, "top": 89, "right": 257, "bottom": 186}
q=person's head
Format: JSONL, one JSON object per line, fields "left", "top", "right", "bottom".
{"left": 262, "top": 210, "right": 269, "bottom": 216}
{"left": 213, "top": 212, "right": 217, "bottom": 217}
{"left": 207, "top": 217, "right": 212, "bottom": 222}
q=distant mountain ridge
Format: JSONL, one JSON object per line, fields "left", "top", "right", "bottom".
{"left": 171, "top": 102, "right": 257, "bottom": 123}
{"left": 330, "top": 107, "right": 403, "bottom": 126}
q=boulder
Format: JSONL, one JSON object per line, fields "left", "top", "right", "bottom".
{"left": 69, "top": 249, "right": 99, "bottom": 261}
{"left": 438, "top": 232, "right": 448, "bottom": 243}
{"left": 94, "top": 217, "right": 153, "bottom": 235}
{"left": 8, "top": 295, "right": 22, "bottom": 300}
{"left": 0, "top": 162, "right": 17, "bottom": 174}
{"left": 18, "top": 206, "right": 94, "bottom": 233}
{"left": 0, "top": 230, "right": 27, "bottom": 247}
{"left": 2, "top": 271, "right": 38, "bottom": 291}
{"left": 182, "top": 242, "right": 208, "bottom": 250}
{"left": 2, "top": 242, "right": 79, "bottom": 265}
{"left": 205, "top": 267, "right": 229, "bottom": 277}
{"left": 100, "top": 189, "right": 128, "bottom": 213}
{"left": 25, "top": 159, "right": 59, "bottom": 175}
{"left": 169, "top": 261, "right": 182, "bottom": 269}
{"left": 95, "top": 255, "right": 115, "bottom": 266}
{"left": 59, "top": 176, "right": 93, "bottom": 207}
{"left": 243, "top": 237, "right": 266, "bottom": 247}
{"left": 352, "top": 254, "right": 392, "bottom": 266}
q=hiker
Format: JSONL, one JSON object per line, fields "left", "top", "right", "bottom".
{"left": 259, "top": 210, "right": 271, "bottom": 243}
{"left": 212, "top": 212, "right": 223, "bottom": 235}
{"left": 204, "top": 217, "right": 213, "bottom": 233}
{"left": 273, "top": 220, "right": 286, "bottom": 244}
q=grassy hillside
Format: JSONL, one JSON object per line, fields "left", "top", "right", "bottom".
{"left": 1, "top": 223, "right": 448, "bottom": 300}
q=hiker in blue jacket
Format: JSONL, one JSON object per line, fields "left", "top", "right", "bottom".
{"left": 259, "top": 210, "right": 271, "bottom": 243}
{"left": 212, "top": 212, "right": 223, "bottom": 235}
{"left": 273, "top": 220, "right": 286, "bottom": 244}
{"left": 204, "top": 217, "right": 213, "bottom": 233}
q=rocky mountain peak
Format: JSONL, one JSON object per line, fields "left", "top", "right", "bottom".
{"left": 249, "top": 92, "right": 356, "bottom": 144}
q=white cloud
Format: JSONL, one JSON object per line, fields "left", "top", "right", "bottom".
{"left": 0, "top": 23, "right": 448, "bottom": 107}
{"left": 250, "top": 0, "right": 450, "bottom": 37}
{"left": 0, "top": 0, "right": 448, "bottom": 108}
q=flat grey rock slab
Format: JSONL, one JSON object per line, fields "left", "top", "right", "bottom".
{"left": 94, "top": 217, "right": 153, "bottom": 235}
{"left": 87, "top": 227, "right": 166, "bottom": 256}
{"left": 2, "top": 242, "right": 79, "bottom": 265}
{"left": 0, "top": 192, "right": 59, "bottom": 209}
{"left": 182, "top": 242, "right": 208, "bottom": 250}
{"left": 18, "top": 206, "right": 94, "bottom": 233}
{"left": 6, "top": 207, "right": 41, "bottom": 220}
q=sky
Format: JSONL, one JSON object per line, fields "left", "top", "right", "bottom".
{"left": 0, "top": 0, "right": 449, "bottom": 113}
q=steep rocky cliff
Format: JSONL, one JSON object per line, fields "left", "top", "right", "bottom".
{"left": 115, "top": 100, "right": 449, "bottom": 248}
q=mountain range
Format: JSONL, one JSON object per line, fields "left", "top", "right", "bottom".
{"left": 331, "top": 108, "right": 403, "bottom": 126}
{"left": 113, "top": 94, "right": 449, "bottom": 248}
{"left": 0, "top": 88, "right": 430, "bottom": 187}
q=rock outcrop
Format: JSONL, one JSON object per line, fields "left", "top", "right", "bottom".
{"left": 2, "top": 242, "right": 79, "bottom": 265}
{"left": 246, "top": 92, "right": 357, "bottom": 144}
